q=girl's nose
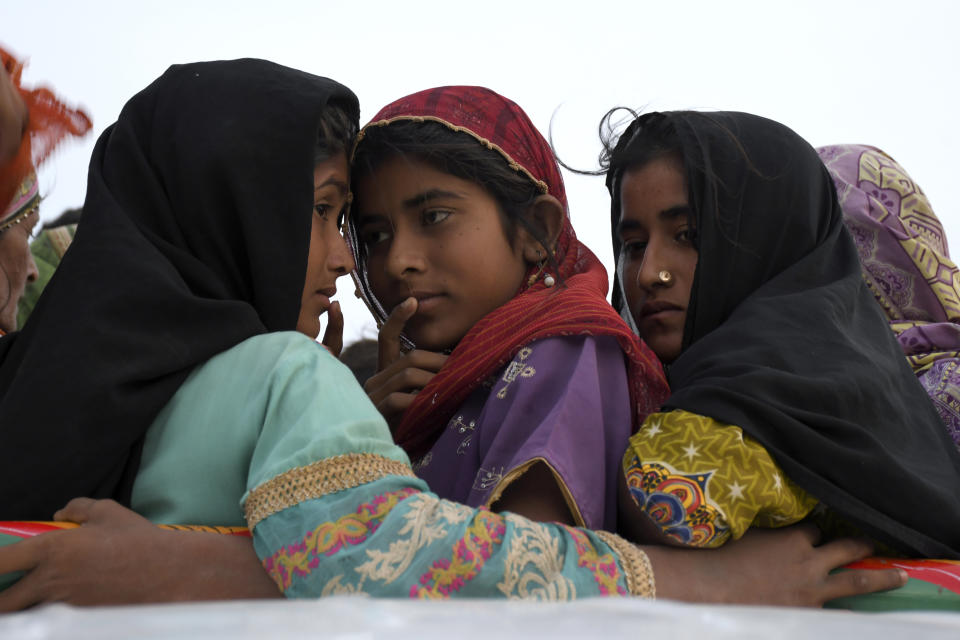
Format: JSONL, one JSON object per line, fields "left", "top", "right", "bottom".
{"left": 635, "top": 242, "right": 672, "bottom": 292}
{"left": 25, "top": 250, "right": 39, "bottom": 284}
{"left": 328, "top": 233, "right": 355, "bottom": 275}
{"left": 384, "top": 230, "right": 426, "bottom": 280}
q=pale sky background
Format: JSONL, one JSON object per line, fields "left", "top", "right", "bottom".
{"left": 3, "top": 0, "right": 958, "bottom": 345}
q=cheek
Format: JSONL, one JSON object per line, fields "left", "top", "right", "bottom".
{"left": 364, "top": 250, "right": 384, "bottom": 279}
{"left": 471, "top": 226, "right": 522, "bottom": 270}
{"left": 679, "top": 255, "right": 699, "bottom": 301}
{"left": 364, "top": 253, "right": 393, "bottom": 303}
{"left": 621, "top": 260, "right": 644, "bottom": 304}
{"left": 0, "top": 244, "right": 24, "bottom": 283}
{"left": 307, "top": 223, "right": 340, "bottom": 273}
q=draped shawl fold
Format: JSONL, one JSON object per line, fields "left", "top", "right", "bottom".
{"left": 0, "top": 59, "right": 359, "bottom": 519}
{"left": 609, "top": 112, "right": 960, "bottom": 558}
{"left": 347, "top": 86, "right": 669, "bottom": 459}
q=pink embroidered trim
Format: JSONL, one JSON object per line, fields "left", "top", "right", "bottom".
{"left": 410, "top": 508, "right": 506, "bottom": 599}
{"left": 564, "top": 526, "right": 627, "bottom": 596}
{"left": 262, "top": 487, "right": 418, "bottom": 592}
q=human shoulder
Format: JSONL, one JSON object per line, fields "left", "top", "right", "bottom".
{"left": 505, "top": 334, "right": 625, "bottom": 379}
{"left": 175, "top": 332, "right": 341, "bottom": 402}
{"left": 203, "top": 331, "right": 336, "bottom": 373}
{"left": 518, "top": 333, "right": 623, "bottom": 360}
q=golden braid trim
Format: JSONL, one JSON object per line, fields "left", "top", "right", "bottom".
{"left": 0, "top": 196, "right": 39, "bottom": 234}
{"left": 244, "top": 453, "right": 416, "bottom": 529}
{"left": 595, "top": 530, "right": 656, "bottom": 599}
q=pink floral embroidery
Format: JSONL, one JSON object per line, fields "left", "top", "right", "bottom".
{"left": 409, "top": 509, "right": 506, "bottom": 599}
{"left": 564, "top": 526, "right": 626, "bottom": 596}
{"left": 262, "top": 487, "right": 418, "bottom": 591}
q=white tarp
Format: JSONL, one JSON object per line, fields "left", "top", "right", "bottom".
{"left": 2, "top": 596, "right": 959, "bottom": 640}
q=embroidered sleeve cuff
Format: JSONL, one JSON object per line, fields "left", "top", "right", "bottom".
{"left": 595, "top": 530, "right": 656, "bottom": 599}
{"left": 244, "top": 453, "right": 417, "bottom": 529}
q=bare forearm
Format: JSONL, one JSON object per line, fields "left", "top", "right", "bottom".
{"left": 0, "top": 499, "right": 281, "bottom": 610}
{"left": 152, "top": 531, "right": 281, "bottom": 602}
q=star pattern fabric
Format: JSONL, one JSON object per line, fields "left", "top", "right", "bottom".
{"left": 623, "top": 410, "right": 817, "bottom": 548}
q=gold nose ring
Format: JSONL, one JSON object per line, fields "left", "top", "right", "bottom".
{"left": 657, "top": 270, "right": 673, "bottom": 285}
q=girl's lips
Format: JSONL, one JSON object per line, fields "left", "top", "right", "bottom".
{"left": 411, "top": 293, "right": 444, "bottom": 313}
{"left": 638, "top": 301, "right": 684, "bottom": 326}
{"left": 640, "top": 308, "right": 683, "bottom": 323}
{"left": 640, "top": 300, "right": 683, "bottom": 318}
{"left": 314, "top": 287, "right": 337, "bottom": 311}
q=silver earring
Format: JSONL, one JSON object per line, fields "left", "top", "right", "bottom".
{"left": 527, "top": 258, "right": 555, "bottom": 288}
{"left": 528, "top": 247, "right": 556, "bottom": 288}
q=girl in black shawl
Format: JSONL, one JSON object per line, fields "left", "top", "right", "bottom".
{"left": 0, "top": 58, "right": 359, "bottom": 519}
{"left": 607, "top": 111, "right": 960, "bottom": 559}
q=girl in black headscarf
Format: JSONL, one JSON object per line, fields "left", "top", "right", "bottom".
{"left": 0, "top": 58, "right": 360, "bottom": 520}
{"left": 607, "top": 110, "right": 960, "bottom": 559}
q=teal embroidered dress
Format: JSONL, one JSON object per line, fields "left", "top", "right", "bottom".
{"left": 131, "top": 332, "right": 655, "bottom": 600}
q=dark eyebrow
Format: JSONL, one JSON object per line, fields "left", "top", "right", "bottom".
{"left": 616, "top": 218, "right": 644, "bottom": 237}
{"left": 355, "top": 189, "right": 469, "bottom": 227}
{"left": 315, "top": 178, "right": 348, "bottom": 196}
{"left": 616, "top": 205, "right": 692, "bottom": 237}
{"left": 402, "top": 189, "right": 466, "bottom": 209}
{"left": 659, "top": 205, "right": 692, "bottom": 221}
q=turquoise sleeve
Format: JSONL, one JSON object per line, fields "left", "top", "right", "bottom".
{"left": 253, "top": 476, "right": 641, "bottom": 600}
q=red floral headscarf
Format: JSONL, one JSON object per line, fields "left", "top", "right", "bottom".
{"left": 0, "top": 46, "right": 92, "bottom": 212}
{"left": 348, "top": 86, "right": 669, "bottom": 457}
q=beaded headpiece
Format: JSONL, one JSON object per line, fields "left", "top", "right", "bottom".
{"left": 0, "top": 171, "right": 39, "bottom": 234}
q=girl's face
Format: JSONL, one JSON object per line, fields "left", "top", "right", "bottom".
{"left": 0, "top": 208, "right": 39, "bottom": 333}
{"left": 296, "top": 151, "right": 354, "bottom": 338}
{"left": 355, "top": 157, "right": 530, "bottom": 351}
{"left": 618, "top": 156, "right": 698, "bottom": 363}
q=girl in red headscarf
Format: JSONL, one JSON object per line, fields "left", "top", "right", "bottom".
{"left": 349, "top": 86, "right": 669, "bottom": 530}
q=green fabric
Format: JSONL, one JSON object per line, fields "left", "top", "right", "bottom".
{"left": 16, "top": 225, "right": 76, "bottom": 329}
{"left": 0, "top": 534, "right": 23, "bottom": 591}
{"left": 826, "top": 575, "right": 960, "bottom": 612}
{"left": 131, "top": 331, "right": 395, "bottom": 526}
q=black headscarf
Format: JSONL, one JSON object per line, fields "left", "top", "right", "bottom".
{"left": 0, "top": 59, "right": 359, "bottom": 519}
{"left": 608, "top": 111, "right": 960, "bottom": 558}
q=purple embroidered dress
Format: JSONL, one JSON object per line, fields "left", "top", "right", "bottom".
{"left": 416, "top": 335, "right": 632, "bottom": 530}
{"left": 819, "top": 144, "right": 960, "bottom": 450}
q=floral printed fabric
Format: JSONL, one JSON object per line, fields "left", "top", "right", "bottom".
{"left": 622, "top": 411, "right": 817, "bottom": 547}
{"left": 254, "top": 476, "right": 643, "bottom": 600}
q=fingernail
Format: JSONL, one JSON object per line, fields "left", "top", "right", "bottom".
{"left": 898, "top": 569, "right": 909, "bottom": 583}
{"left": 403, "top": 297, "right": 416, "bottom": 309}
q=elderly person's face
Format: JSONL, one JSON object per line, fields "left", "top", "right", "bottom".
{"left": 0, "top": 207, "right": 39, "bottom": 333}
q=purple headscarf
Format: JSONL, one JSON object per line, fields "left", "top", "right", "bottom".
{"left": 819, "top": 144, "right": 960, "bottom": 450}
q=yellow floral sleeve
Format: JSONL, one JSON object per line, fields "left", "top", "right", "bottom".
{"left": 622, "top": 410, "right": 817, "bottom": 548}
